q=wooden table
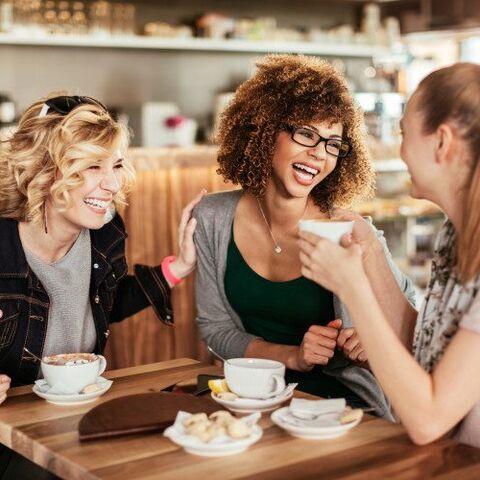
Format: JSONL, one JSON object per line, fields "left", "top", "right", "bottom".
{"left": 1, "top": 358, "right": 480, "bottom": 479}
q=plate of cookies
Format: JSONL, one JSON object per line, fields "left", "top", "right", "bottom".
{"left": 164, "top": 410, "right": 262, "bottom": 456}
{"left": 271, "top": 398, "right": 364, "bottom": 440}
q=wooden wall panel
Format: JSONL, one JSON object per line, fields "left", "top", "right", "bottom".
{"left": 104, "top": 147, "right": 233, "bottom": 369}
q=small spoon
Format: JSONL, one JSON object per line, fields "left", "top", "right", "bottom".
{"left": 207, "top": 345, "right": 226, "bottom": 363}
{"left": 23, "top": 347, "right": 43, "bottom": 363}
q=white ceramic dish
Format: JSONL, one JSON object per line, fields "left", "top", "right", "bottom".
{"left": 211, "top": 387, "right": 294, "bottom": 413}
{"left": 271, "top": 406, "right": 362, "bottom": 440}
{"left": 32, "top": 377, "right": 112, "bottom": 405}
{"left": 164, "top": 412, "right": 263, "bottom": 457}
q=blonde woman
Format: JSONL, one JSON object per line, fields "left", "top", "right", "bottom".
{"left": 0, "top": 95, "right": 203, "bottom": 478}
{"left": 299, "top": 63, "right": 480, "bottom": 447}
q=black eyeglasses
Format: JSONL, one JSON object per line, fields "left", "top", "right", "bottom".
{"left": 43, "top": 95, "right": 108, "bottom": 116}
{"left": 286, "top": 125, "right": 352, "bottom": 158}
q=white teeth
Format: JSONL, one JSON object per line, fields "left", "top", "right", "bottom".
{"left": 84, "top": 198, "right": 109, "bottom": 209}
{"left": 293, "top": 163, "right": 319, "bottom": 175}
{"left": 296, "top": 171, "right": 314, "bottom": 181}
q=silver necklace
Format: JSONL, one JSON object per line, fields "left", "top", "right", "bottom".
{"left": 256, "top": 198, "right": 308, "bottom": 255}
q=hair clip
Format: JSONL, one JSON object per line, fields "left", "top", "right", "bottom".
{"left": 38, "top": 103, "right": 50, "bottom": 118}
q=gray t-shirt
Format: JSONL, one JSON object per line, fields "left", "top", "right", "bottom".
{"left": 24, "top": 229, "right": 97, "bottom": 359}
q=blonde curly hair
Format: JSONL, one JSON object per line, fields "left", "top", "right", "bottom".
{"left": 216, "top": 54, "right": 375, "bottom": 211}
{"left": 0, "top": 94, "right": 135, "bottom": 225}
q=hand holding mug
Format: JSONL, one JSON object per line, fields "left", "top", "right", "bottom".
{"left": 331, "top": 208, "right": 380, "bottom": 259}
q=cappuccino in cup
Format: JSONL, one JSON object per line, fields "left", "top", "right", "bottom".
{"left": 41, "top": 353, "right": 107, "bottom": 393}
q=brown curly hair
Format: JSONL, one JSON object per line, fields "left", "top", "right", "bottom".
{"left": 216, "top": 54, "right": 375, "bottom": 211}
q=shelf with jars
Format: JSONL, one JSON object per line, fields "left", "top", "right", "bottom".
{"left": 0, "top": 31, "right": 407, "bottom": 58}
{"left": 0, "top": 0, "right": 408, "bottom": 59}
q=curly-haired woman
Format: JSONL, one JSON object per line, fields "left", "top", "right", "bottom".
{"left": 0, "top": 95, "right": 203, "bottom": 478}
{"left": 194, "top": 55, "right": 415, "bottom": 417}
{"left": 299, "top": 63, "right": 480, "bottom": 447}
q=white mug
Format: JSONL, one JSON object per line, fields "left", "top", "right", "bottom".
{"left": 224, "top": 358, "right": 286, "bottom": 399}
{"left": 298, "top": 219, "right": 354, "bottom": 245}
{"left": 41, "top": 353, "right": 107, "bottom": 393}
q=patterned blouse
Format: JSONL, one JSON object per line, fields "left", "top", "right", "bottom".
{"left": 413, "top": 220, "right": 480, "bottom": 447}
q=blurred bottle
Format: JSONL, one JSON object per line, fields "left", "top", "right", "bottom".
{"left": 89, "top": 0, "right": 111, "bottom": 36}
{"left": 71, "top": 1, "right": 88, "bottom": 35}
{"left": 0, "top": 0, "right": 14, "bottom": 33}
{"left": 57, "top": 1, "right": 71, "bottom": 34}
{"left": 43, "top": 0, "right": 59, "bottom": 35}
{"left": 111, "top": 3, "right": 136, "bottom": 36}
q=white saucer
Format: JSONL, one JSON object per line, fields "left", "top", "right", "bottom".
{"left": 211, "top": 388, "right": 294, "bottom": 414}
{"left": 164, "top": 424, "right": 262, "bottom": 456}
{"left": 271, "top": 406, "right": 362, "bottom": 440}
{"left": 32, "top": 377, "right": 112, "bottom": 405}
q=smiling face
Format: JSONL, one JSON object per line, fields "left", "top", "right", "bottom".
{"left": 400, "top": 94, "right": 444, "bottom": 201}
{"left": 269, "top": 120, "right": 343, "bottom": 199}
{"left": 48, "top": 150, "right": 125, "bottom": 232}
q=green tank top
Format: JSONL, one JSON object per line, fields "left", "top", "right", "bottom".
{"left": 225, "top": 230, "right": 359, "bottom": 401}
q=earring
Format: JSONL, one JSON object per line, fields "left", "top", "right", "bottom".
{"left": 44, "top": 202, "right": 48, "bottom": 234}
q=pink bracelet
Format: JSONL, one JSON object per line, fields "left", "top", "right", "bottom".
{"left": 161, "top": 255, "right": 182, "bottom": 286}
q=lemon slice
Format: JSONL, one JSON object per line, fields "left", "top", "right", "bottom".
{"left": 208, "top": 378, "right": 230, "bottom": 394}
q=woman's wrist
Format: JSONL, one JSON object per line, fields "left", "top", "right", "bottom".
{"left": 362, "top": 236, "right": 384, "bottom": 268}
{"left": 337, "top": 268, "right": 369, "bottom": 306}
{"left": 161, "top": 256, "right": 194, "bottom": 288}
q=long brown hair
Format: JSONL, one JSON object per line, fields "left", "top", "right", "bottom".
{"left": 416, "top": 63, "right": 480, "bottom": 281}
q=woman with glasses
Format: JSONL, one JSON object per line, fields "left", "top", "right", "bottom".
{"left": 0, "top": 95, "right": 203, "bottom": 478}
{"left": 298, "top": 63, "right": 480, "bottom": 447}
{"left": 194, "top": 55, "right": 415, "bottom": 416}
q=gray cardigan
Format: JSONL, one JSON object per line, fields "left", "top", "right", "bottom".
{"left": 194, "top": 190, "right": 416, "bottom": 420}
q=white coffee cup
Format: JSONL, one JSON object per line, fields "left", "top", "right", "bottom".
{"left": 298, "top": 219, "right": 354, "bottom": 244}
{"left": 41, "top": 353, "right": 107, "bottom": 394}
{"left": 224, "top": 358, "right": 286, "bottom": 399}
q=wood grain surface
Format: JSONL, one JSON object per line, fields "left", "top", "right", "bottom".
{"left": 1, "top": 359, "right": 480, "bottom": 480}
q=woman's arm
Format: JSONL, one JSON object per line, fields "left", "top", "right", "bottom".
{"left": 245, "top": 320, "right": 341, "bottom": 371}
{"left": 299, "top": 233, "right": 480, "bottom": 445}
{"left": 109, "top": 191, "right": 205, "bottom": 324}
{"left": 335, "top": 210, "right": 418, "bottom": 348}
{"left": 344, "top": 278, "right": 480, "bottom": 445}
{"left": 362, "top": 237, "right": 418, "bottom": 348}
{"left": 194, "top": 200, "right": 258, "bottom": 360}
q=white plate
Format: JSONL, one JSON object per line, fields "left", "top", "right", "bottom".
{"left": 211, "top": 388, "right": 294, "bottom": 413}
{"left": 32, "top": 377, "right": 112, "bottom": 405}
{"left": 164, "top": 424, "right": 263, "bottom": 457}
{"left": 271, "top": 407, "right": 362, "bottom": 440}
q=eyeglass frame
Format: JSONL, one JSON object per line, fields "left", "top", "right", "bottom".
{"left": 285, "top": 125, "right": 352, "bottom": 158}
{"left": 39, "top": 95, "right": 108, "bottom": 117}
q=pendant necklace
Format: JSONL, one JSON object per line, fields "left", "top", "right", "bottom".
{"left": 256, "top": 197, "right": 308, "bottom": 255}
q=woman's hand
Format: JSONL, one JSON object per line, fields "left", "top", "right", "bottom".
{"left": 331, "top": 209, "right": 381, "bottom": 260}
{"left": 298, "top": 231, "right": 365, "bottom": 300}
{"left": 337, "top": 328, "right": 368, "bottom": 364}
{"left": 292, "top": 319, "right": 342, "bottom": 371}
{"left": 0, "top": 375, "right": 11, "bottom": 405}
{"left": 169, "top": 189, "right": 207, "bottom": 281}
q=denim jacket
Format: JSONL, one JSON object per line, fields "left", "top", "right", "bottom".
{"left": 0, "top": 214, "right": 173, "bottom": 387}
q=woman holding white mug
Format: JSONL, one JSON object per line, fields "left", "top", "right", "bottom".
{"left": 299, "top": 63, "right": 480, "bottom": 447}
